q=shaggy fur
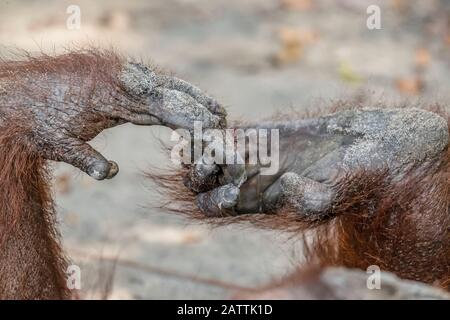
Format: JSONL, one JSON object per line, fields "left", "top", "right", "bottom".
{"left": 0, "top": 49, "right": 129, "bottom": 299}
{"left": 0, "top": 124, "right": 69, "bottom": 299}
{"left": 0, "top": 48, "right": 448, "bottom": 297}
{"left": 0, "top": 48, "right": 225, "bottom": 299}
{"left": 0, "top": 49, "right": 128, "bottom": 299}
{"left": 148, "top": 102, "right": 450, "bottom": 292}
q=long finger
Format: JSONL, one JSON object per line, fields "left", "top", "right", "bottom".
{"left": 148, "top": 88, "right": 223, "bottom": 130}
{"left": 159, "top": 75, "right": 227, "bottom": 118}
{"left": 196, "top": 183, "right": 240, "bottom": 217}
{"left": 186, "top": 131, "right": 247, "bottom": 192}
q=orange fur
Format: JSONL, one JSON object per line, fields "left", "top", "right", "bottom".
{"left": 0, "top": 49, "right": 131, "bottom": 299}
{"left": 148, "top": 103, "right": 450, "bottom": 291}
{"left": 0, "top": 124, "right": 69, "bottom": 299}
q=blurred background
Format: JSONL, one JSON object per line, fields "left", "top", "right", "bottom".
{"left": 1, "top": 0, "right": 449, "bottom": 299}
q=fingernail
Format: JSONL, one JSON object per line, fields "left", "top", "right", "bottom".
{"left": 223, "top": 185, "right": 239, "bottom": 208}
{"left": 106, "top": 161, "right": 119, "bottom": 179}
{"left": 222, "top": 184, "right": 240, "bottom": 208}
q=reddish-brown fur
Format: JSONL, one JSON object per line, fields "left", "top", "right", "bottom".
{"left": 149, "top": 103, "right": 450, "bottom": 292}
{"left": 0, "top": 49, "right": 128, "bottom": 299}
{"left": 0, "top": 48, "right": 447, "bottom": 298}
{"left": 0, "top": 48, "right": 228, "bottom": 299}
{"left": 0, "top": 124, "right": 69, "bottom": 299}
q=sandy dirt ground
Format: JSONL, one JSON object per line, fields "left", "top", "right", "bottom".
{"left": 0, "top": 0, "right": 449, "bottom": 299}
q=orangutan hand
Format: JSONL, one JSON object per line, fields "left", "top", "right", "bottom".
{"left": 0, "top": 53, "right": 226, "bottom": 180}
{"left": 183, "top": 108, "right": 448, "bottom": 218}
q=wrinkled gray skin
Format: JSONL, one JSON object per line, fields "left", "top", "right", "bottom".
{"left": 188, "top": 108, "right": 449, "bottom": 218}
{"left": 0, "top": 61, "right": 226, "bottom": 180}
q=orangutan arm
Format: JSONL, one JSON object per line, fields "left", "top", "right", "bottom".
{"left": 0, "top": 51, "right": 226, "bottom": 180}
